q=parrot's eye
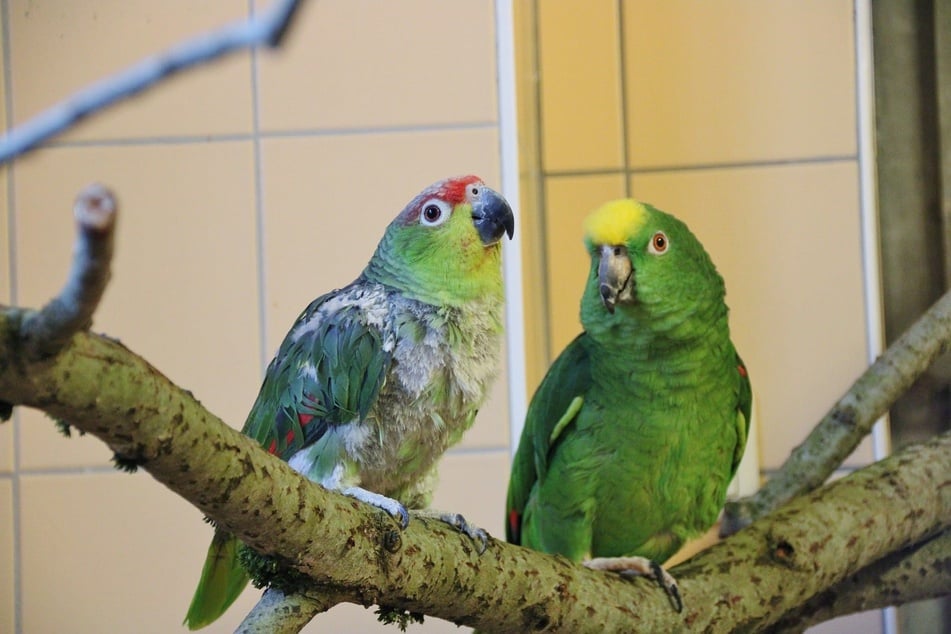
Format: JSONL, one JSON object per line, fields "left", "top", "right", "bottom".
{"left": 648, "top": 231, "right": 669, "bottom": 255}
{"left": 419, "top": 199, "right": 451, "bottom": 227}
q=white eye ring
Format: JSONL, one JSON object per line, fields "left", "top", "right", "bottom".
{"left": 647, "top": 231, "right": 669, "bottom": 255}
{"left": 419, "top": 198, "right": 452, "bottom": 227}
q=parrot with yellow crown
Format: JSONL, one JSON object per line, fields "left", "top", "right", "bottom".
{"left": 505, "top": 199, "right": 751, "bottom": 610}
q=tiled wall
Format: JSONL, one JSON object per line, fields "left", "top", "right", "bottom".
{"left": 517, "top": 1, "right": 884, "bottom": 632}
{"left": 0, "top": 1, "right": 510, "bottom": 632}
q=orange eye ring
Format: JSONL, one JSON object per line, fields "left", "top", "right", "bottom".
{"left": 649, "top": 231, "right": 669, "bottom": 255}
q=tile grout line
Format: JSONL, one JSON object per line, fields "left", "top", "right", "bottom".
{"left": 1, "top": 0, "right": 23, "bottom": 630}
{"left": 1, "top": 464, "right": 118, "bottom": 478}
{"left": 531, "top": 0, "right": 552, "bottom": 366}
{"left": 540, "top": 153, "right": 860, "bottom": 179}
{"left": 615, "top": 0, "right": 631, "bottom": 198}
{"left": 248, "top": 0, "right": 269, "bottom": 376}
{"left": 37, "top": 120, "right": 501, "bottom": 151}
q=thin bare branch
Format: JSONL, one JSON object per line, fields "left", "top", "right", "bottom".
{"left": 723, "top": 288, "right": 951, "bottom": 535}
{"left": 0, "top": 0, "right": 305, "bottom": 163}
{"left": 236, "top": 588, "right": 334, "bottom": 634}
{"left": 20, "top": 184, "right": 117, "bottom": 359}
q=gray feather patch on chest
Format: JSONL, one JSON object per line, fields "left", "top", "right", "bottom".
{"left": 289, "top": 282, "right": 502, "bottom": 493}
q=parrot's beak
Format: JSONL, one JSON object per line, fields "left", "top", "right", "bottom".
{"left": 471, "top": 186, "right": 515, "bottom": 246}
{"left": 598, "top": 245, "right": 635, "bottom": 314}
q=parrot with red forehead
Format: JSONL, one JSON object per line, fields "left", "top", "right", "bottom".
{"left": 185, "top": 175, "right": 514, "bottom": 629}
{"left": 506, "top": 199, "right": 750, "bottom": 611}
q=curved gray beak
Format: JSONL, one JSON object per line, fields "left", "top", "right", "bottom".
{"left": 598, "top": 245, "right": 635, "bottom": 313}
{"left": 471, "top": 186, "right": 515, "bottom": 245}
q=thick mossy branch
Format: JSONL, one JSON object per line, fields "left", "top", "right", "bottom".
{"left": 723, "top": 288, "right": 951, "bottom": 535}
{"left": 768, "top": 529, "right": 951, "bottom": 633}
{"left": 1, "top": 311, "right": 949, "bottom": 632}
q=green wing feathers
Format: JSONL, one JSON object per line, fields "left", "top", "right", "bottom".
{"left": 732, "top": 351, "right": 753, "bottom": 478}
{"left": 184, "top": 530, "right": 250, "bottom": 630}
{"left": 506, "top": 334, "right": 592, "bottom": 544}
{"left": 241, "top": 291, "right": 392, "bottom": 461}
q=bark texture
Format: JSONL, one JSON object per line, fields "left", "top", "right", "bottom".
{"left": 1, "top": 310, "right": 949, "bottom": 632}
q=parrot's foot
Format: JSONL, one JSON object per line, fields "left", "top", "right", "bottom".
{"left": 584, "top": 556, "right": 682, "bottom": 612}
{"left": 342, "top": 486, "right": 410, "bottom": 529}
{"left": 439, "top": 512, "right": 489, "bottom": 554}
{"left": 416, "top": 510, "right": 489, "bottom": 554}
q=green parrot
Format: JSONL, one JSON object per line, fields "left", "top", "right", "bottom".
{"left": 506, "top": 198, "right": 750, "bottom": 611}
{"left": 184, "top": 175, "right": 514, "bottom": 629}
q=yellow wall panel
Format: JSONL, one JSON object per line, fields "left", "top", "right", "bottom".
{"left": 538, "top": 0, "right": 625, "bottom": 172}
{"left": 623, "top": 0, "right": 856, "bottom": 167}
{"left": 0, "top": 479, "right": 12, "bottom": 634}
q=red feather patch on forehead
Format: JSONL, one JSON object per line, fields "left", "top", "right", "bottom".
{"left": 437, "top": 174, "right": 483, "bottom": 204}
{"left": 398, "top": 174, "right": 484, "bottom": 224}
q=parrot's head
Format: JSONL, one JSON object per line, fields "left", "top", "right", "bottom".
{"left": 580, "top": 199, "right": 726, "bottom": 335}
{"left": 365, "top": 175, "right": 515, "bottom": 306}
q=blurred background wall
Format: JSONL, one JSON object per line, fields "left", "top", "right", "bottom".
{"left": 0, "top": 1, "right": 944, "bottom": 633}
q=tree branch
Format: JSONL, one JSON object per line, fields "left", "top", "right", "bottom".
{"left": 0, "top": 0, "right": 304, "bottom": 163}
{"left": 768, "top": 529, "right": 951, "bottom": 632}
{"left": 723, "top": 288, "right": 951, "bottom": 535}
{"left": 1, "top": 300, "right": 949, "bottom": 631}
{"left": 19, "top": 184, "right": 117, "bottom": 359}
{"left": 236, "top": 588, "right": 333, "bottom": 633}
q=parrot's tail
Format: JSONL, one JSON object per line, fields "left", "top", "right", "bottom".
{"left": 184, "top": 530, "right": 250, "bottom": 630}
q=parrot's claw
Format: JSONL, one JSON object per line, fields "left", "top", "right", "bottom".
{"left": 584, "top": 556, "right": 683, "bottom": 613}
{"left": 342, "top": 486, "right": 410, "bottom": 529}
{"left": 647, "top": 560, "right": 682, "bottom": 613}
{"left": 438, "top": 512, "right": 489, "bottom": 554}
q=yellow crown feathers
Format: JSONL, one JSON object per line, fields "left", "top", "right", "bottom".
{"left": 583, "top": 199, "right": 648, "bottom": 246}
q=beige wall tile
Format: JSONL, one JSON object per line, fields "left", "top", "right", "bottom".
{"left": 538, "top": 0, "right": 624, "bottom": 172}
{"left": 14, "top": 142, "right": 261, "bottom": 469}
{"left": 256, "top": 0, "right": 497, "bottom": 131}
{"left": 19, "top": 410, "right": 115, "bottom": 469}
{"left": 542, "top": 174, "right": 627, "bottom": 357}
{"left": 19, "top": 471, "right": 261, "bottom": 633}
{"left": 623, "top": 0, "right": 856, "bottom": 167}
{"left": 0, "top": 419, "right": 11, "bottom": 473}
{"left": 9, "top": 0, "right": 253, "bottom": 140}
{"left": 630, "top": 162, "right": 874, "bottom": 468}
{"left": 808, "top": 609, "right": 883, "bottom": 634}
{"left": 260, "top": 129, "right": 507, "bottom": 449}
{"left": 0, "top": 478, "right": 12, "bottom": 634}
